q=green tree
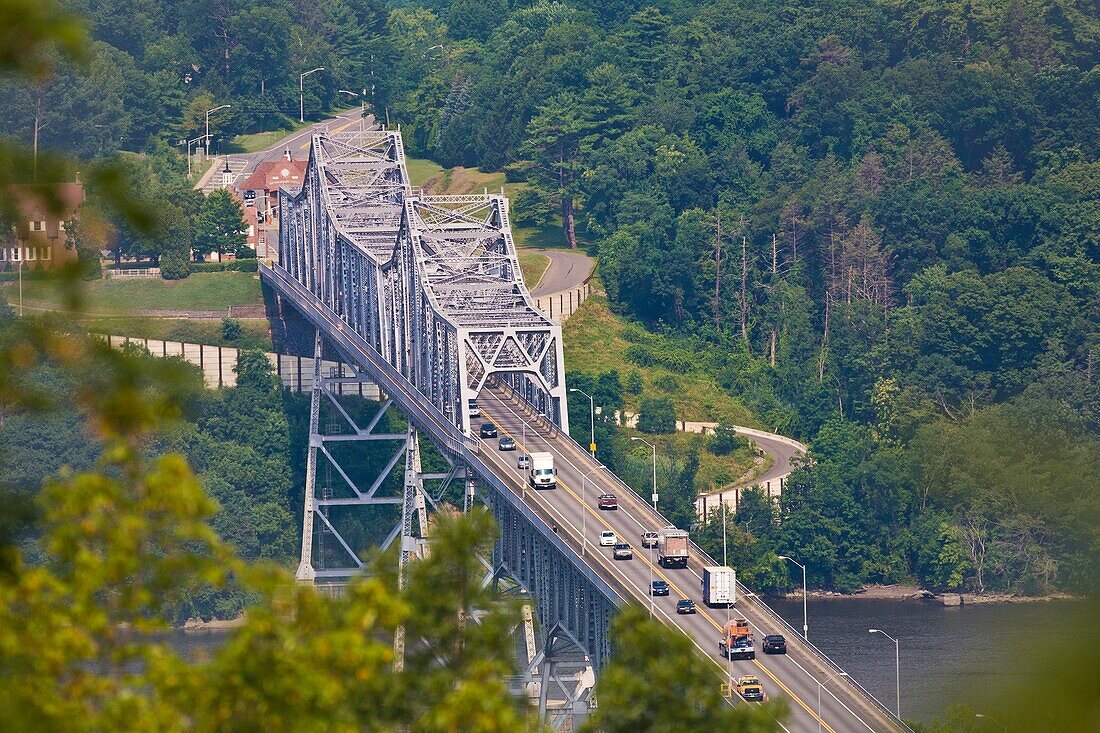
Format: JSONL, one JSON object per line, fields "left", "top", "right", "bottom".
{"left": 637, "top": 396, "right": 676, "bottom": 434}
{"left": 194, "top": 189, "right": 246, "bottom": 262}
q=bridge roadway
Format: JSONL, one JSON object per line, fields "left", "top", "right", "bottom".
{"left": 477, "top": 385, "right": 899, "bottom": 733}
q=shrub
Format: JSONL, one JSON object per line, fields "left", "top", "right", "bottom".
{"left": 653, "top": 374, "right": 680, "bottom": 393}
{"left": 709, "top": 421, "right": 741, "bottom": 455}
{"left": 221, "top": 317, "right": 242, "bottom": 341}
{"left": 625, "top": 370, "right": 643, "bottom": 394}
{"left": 637, "top": 396, "right": 676, "bottom": 434}
{"left": 625, "top": 344, "right": 657, "bottom": 366}
{"left": 160, "top": 251, "right": 191, "bottom": 280}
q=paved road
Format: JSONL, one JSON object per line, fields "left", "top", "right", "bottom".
{"left": 196, "top": 110, "right": 375, "bottom": 191}
{"left": 477, "top": 385, "right": 901, "bottom": 733}
{"left": 530, "top": 248, "right": 594, "bottom": 298}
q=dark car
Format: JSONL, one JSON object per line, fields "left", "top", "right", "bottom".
{"left": 651, "top": 580, "right": 670, "bottom": 596}
{"left": 762, "top": 634, "right": 787, "bottom": 654}
{"left": 498, "top": 436, "right": 516, "bottom": 451}
{"left": 597, "top": 493, "right": 618, "bottom": 510}
{"left": 479, "top": 423, "right": 498, "bottom": 438}
{"left": 676, "top": 599, "right": 697, "bottom": 615}
{"left": 613, "top": 543, "right": 633, "bottom": 560}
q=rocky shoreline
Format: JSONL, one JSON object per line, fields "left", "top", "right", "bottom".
{"left": 781, "top": 583, "right": 1078, "bottom": 605}
{"left": 181, "top": 615, "right": 246, "bottom": 632}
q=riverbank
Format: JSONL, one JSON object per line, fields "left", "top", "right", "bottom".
{"left": 781, "top": 583, "right": 1079, "bottom": 605}
{"left": 182, "top": 615, "right": 246, "bottom": 632}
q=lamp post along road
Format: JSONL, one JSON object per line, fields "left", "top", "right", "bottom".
{"left": 869, "top": 628, "right": 901, "bottom": 719}
{"left": 581, "top": 465, "right": 604, "bottom": 558}
{"left": 630, "top": 436, "right": 658, "bottom": 509}
{"left": 204, "top": 104, "right": 230, "bottom": 158}
{"left": 779, "top": 555, "right": 808, "bottom": 640}
{"left": 975, "top": 714, "right": 1007, "bottom": 732}
{"left": 569, "top": 387, "right": 596, "bottom": 458}
{"left": 300, "top": 67, "right": 325, "bottom": 123}
{"left": 818, "top": 672, "right": 849, "bottom": 733}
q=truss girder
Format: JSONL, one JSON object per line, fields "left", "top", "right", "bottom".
{"left": 280, "top": 128, "right": 568, "bottom": 436}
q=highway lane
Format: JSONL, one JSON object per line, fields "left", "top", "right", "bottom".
{"left": 478, "top": 385, "right": 901, "bottom": 733}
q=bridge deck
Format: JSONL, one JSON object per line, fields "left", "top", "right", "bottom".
{"left": 477, "top": 386, "right": 901, "bottom": 733}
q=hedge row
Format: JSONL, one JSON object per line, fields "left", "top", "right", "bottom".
{"left": 189, "top": 259, "right": 259, "bottom": 273}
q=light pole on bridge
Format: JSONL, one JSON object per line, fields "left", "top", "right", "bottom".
{"left": 568, "top": 386, "right": 596, "bottom": 459}
{"left": 630, "top": 436, "right": 658, "bottom": 511}
{"left": 869, "top": 628, "right": 901, "bottom": 720}
{"left": 580, "top": 464, "right": 603, "bottom": 558}
{"left": 778, "top": 554, "right": 808, "bottom": 641}
{"left": 817, "top": 671, "right": 848, "bottom": 733}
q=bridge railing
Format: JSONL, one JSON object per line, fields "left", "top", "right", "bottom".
{"left": 494, "top": 378, "right": 912, "bottom": 732}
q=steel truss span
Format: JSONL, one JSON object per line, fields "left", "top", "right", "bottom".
{"left": 267, "top": 128, "right": 908, "bottom": 733}
{"left": 279, "top": 129, "right": 568, "bottom": 436}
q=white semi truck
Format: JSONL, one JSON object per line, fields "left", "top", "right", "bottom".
{"left": 528, "top": 452, "right": 556, "bottom": 489}
{"left": 702, "top": 566, "right": 736, "bottom": 607}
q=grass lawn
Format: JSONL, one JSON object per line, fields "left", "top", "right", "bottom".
{"left": 227, "top": 126, "right": 307, "bottom": 154}
{"left": 406, "top": 157, "right": 445, "bottom": 188}
{"left": 518, "top": 250, "right": 551, "bottom": 288}
{"left": 5, "top": 272, "right": 264, "bottom": 314}
{"left": 81, "top": 317, "right": 273, "bottom": 351}
{"left": 563, "top": 289, "right": 755, "bottom": 426}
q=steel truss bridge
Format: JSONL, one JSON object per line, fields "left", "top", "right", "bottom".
{"left": 263, "top": 128, "right": 908, "bottom": 733}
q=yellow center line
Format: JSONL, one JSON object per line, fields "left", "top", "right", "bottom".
{"left": 486, "top": 407, "right": 838, "bottom": 733}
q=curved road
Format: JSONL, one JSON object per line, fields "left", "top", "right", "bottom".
{"left": 530, "top": 248, "right": 594, "bottom": 298}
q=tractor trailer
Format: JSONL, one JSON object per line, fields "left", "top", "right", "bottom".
{"left": 702, "top": 566, "right": 736, "bottom": 607}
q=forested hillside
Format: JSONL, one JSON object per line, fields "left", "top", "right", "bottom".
{"left": 3, "top": 0, "right": 1096, "bottom": 595}
{"left": 392, "top": 0, "right": 1099, "bottom": 596}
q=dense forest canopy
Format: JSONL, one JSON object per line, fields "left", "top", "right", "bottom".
{"left": 1, "top": 0, "right": 1096, "bottom": 595}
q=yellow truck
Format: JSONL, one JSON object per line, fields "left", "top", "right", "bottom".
{"left": 735, "top": 675, "right": 765, "bottom": 702}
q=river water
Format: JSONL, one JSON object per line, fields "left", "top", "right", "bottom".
{"left": 768, "top": 597, "right": 1089, "bottom": 723}
{"left": 165, "top": 598, "right": 1088, "bottom": 725}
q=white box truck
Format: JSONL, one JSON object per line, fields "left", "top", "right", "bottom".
{"left": 656, "top": 529, "right": 689, "bottom": 568}
{"left": 702, "top": 566, "right": 736, "bottom": 607}
{"left": 528, "top": 452, "right": 556, "bottom": 489}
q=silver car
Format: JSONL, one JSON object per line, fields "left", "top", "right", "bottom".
{"left": 517, "top": 454, "right": 531, "bottom": 469}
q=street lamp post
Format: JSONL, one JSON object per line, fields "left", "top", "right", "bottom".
{"left": 580, "top": 465, "right": 603, "bottom": 557}
{"left": 630, "top": 436, "right": 658, "bottom": 510}
{"left": 817, "top": 671, "right": 848, "bottom": 733}
{"left": 186, "top": 135, "right": 205, "bottom": 179}
{"left": 300, "top": 67, "right": 325, "bottom": 123}
{"left": 869, "top": 628, "right": 901, "bottom": 719}
{"left": 975, "top": 714, "right": 1007, "bottom": 732}
{"left": 778, "top": 555, "right": 808, "bottom": 641}
{"left": 569, "top": 387, "right": 596, "bottom": 458}
{"left": 338, "top": 89, "right": 367, "bottom": 126}
{"left": 17, "top": 260, "right": 23, "bottom": 317}
{"left": 204, "top": 104, "right": 231, "bottom": 158}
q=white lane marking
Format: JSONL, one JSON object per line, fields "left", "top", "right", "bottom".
{"left": 483, "top": 390, "right": 879, "bottom": 732}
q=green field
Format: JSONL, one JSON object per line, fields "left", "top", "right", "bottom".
{"left": 5, "top": 272, "right": 264, "bottom": 314}
{"left": 80, "top": 317, "right": 273, "bottom": 351}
